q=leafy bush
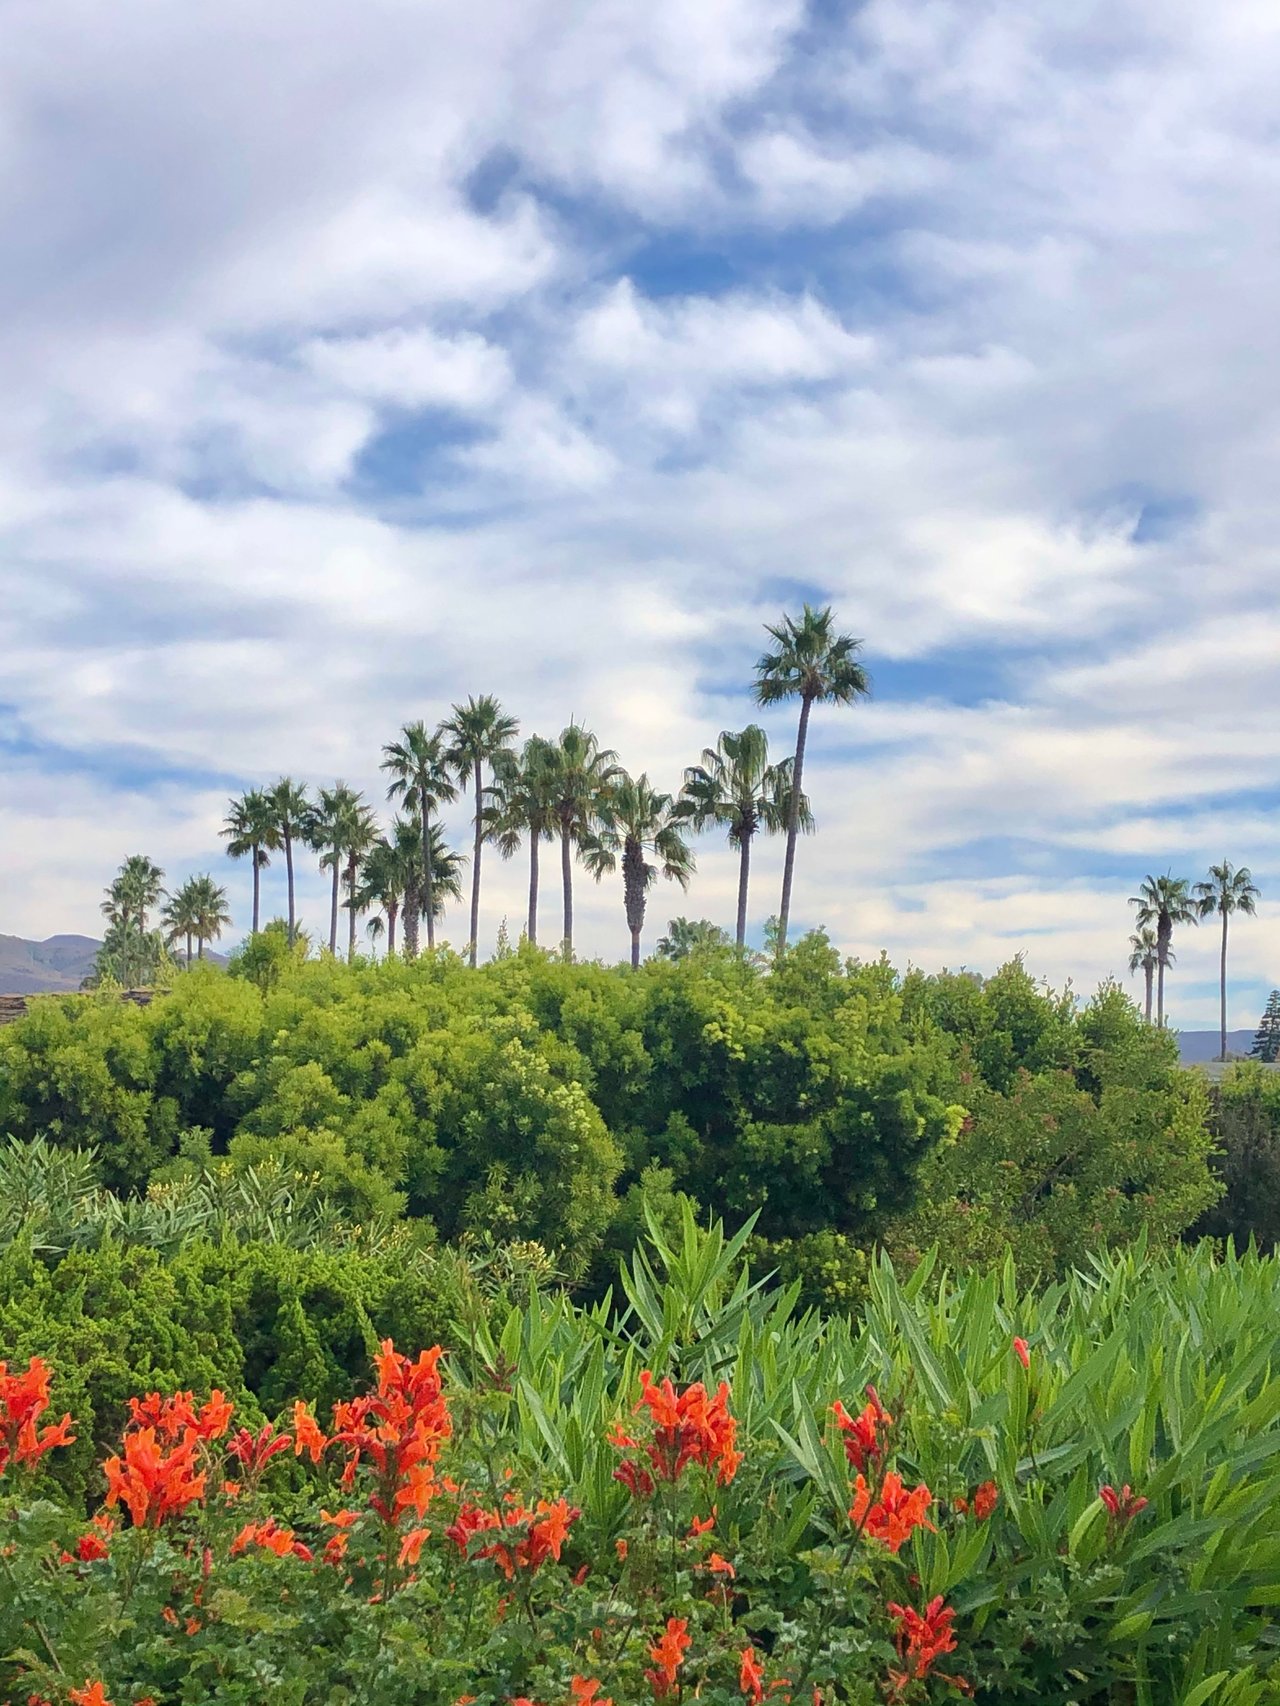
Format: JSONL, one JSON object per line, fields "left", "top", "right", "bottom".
{"left": 1, "top": 1215, "right": 1278, "bottom": 1704}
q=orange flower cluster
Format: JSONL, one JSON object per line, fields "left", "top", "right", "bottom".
{"left": 1099, "top": 1483, "right": 1148, "bottom": 1524}
{"left": 68, "top": 1685, "right": 113, "bottom": 1706}
{"left": 127, "top": 1390, "right": 233, "bottom": 1442}
{"left": 104, "top": 1429, "right": 207, "bottom": 1529}
{"left": 831, "top": 1386, "right": 892, "bottom": 1473}
{"left": 739, "top": 1646, "right": 765, "bottom": 1703}
{"left": 887, "top": 1596, "right": 958, "bottom": 1685}
{"left": 445, "top": 1494, "right": 580, "bottom": 1579}
{"left": 610, "top": 1371, "right": 741, "bottom": 1496}
{"left": 645, "top": 1616, "right": 691, "bottom": 1700}
{"left": 571, "top": 1678, "right": 612, "bottom": 1706}
{"left": 330, "top": 1342, "right": 450, "bottom": 1526}
{"left": 954, "top": 1480, "right": 999, "bottom": 1521}
{"left": 60, "top": 1515, "right": 114, "bottom": 1566}
{"left": 850, "top": 1471, "right": 934, "bottom": 1552}
{"left": 230, "top": 1517, "right": 314, "bottom": 1561}
{"left": 0, "top": 1356, "right": 74, "bottom": 1477}
{"left": 227, "top": 1422, "right": 294, "bottom": 1481}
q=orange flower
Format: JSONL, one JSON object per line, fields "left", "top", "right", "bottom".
{"left": 68, "top": 1686, "right": 113, "bottom": 1706}
{"left": 126, "top": 1390, "right": 232, "bottom": 1443}
{"left": 398, "top": 1526, "right": 430, "bottom": 1565}
{"left": 1100, "top": 1483, "right": 1148, "bottom": 1524}
{"left": 887, "top": 1596, "right": 958, "bottom": 1682}
{"left": 227, "top": 1423, "right": 293, "bottom": 1479}
{"left": 706, "top": 1551, "right": 736, "bottom": 1578}
{"left": 446, "top": 1495, "right": 580, "bottom": 1578}
{"left": 972, "top": 1480, "right": 999, "bottom": 1522}
{"left": 740, "top": 1646, "right": 765, "bottom": 1704}
{"left": 612, "top": 1373, "right": 741, "bottom": 1497}
{"left": 688, "top": 1512, "right": 716, "bottom": 1536}
{"left": 73, "top": 1530, "right": 111, "bottom": 1562}
{"left": 1012, "top": 1337, "right": 1030, "bottom": 1371}
{"left": 330, "top": 1342, "right": 450, "bottom": 1529}
{"left": 831, "top": 1387, "right": 892, "bottom": 1473}
{"left": 103, "top": 1428, "right": 205, "bottom": 1528}
{"left": 0, "top": 1357, "right": 75, "bottom": 1477}
{"left": 645, "top": 1616, "right": 691, "bottom": 1700}
{"left": 571, "top": 1681, "right": 612, "bottom": 1706}
{"left": 292, "top": 1402, "right": 328, "bottom": 1464}
{"left": 230, "top": 1517, "right": 312, "bottom": 1561}
{"left": 614, "top": 1538, "right": 629, "bottom": 1561}
{"left": 849, "top": 1471, "right": 934, "bottom": 1552}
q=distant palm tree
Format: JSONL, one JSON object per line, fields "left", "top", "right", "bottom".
{"left": 161, "top": 883, "right": 200, "bottom": 968}
{"left": 1126, "top": 926, "right": 1166, "bottom": 1026}
{"left": 548, "top": 723, "right": 624, "bottom": 960}
{"left": 190, "top": 874, "right": 232, "bottom": 959}
{"left": 353, "top": 830, "right": 409, "bottom": 957}
{"left": 267, "top": 778, "right": 310, "bottom": 946}
{"left": 381, "top": 723, "right": 458, "bottom": 953}
{"left": 489, "top": 735, "right": 559, "bottom": 947}
{"left": 308, "top": 783, "right": 364, "bottom": 955}
{"left": 102, "top": 855, "right": 166, "bottom": 935}
{"left": 441, "top": 695, "right": 519, "bottom": 967}
{"left": 656, "top": 918, "right": 732, "bottom": 961}
{"left": 1193, "top": 860, "right": 1261, "bottom": 1061}
{"left": 677, "top": 724, "right": 811, "bottom": 948}
{"left": 366, "top": 915, "right": 385, "bottom": 959}
{"left": 342, "top": 802, "right": 379, "bottom": 962}
{"left": 582, "top": 772, "right": 695, "bottom": 968}
{"left": 220, "top": 790, "right": 279, "bottom": 935}
{"left": 753, "top": 606, "right": 870, "bottom": 953}
{"left": 1129, "top": 873, "right": 1198, "bottom": 1028}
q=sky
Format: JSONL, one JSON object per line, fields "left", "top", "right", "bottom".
{"left": 1, "top": 0, "right": 1278, "bottom": 1030}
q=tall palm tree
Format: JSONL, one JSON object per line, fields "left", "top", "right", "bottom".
{"left": 1193, "top": 860, "right": 1261, "bottom": 1061}
{"left": 753, "top": 605, "right": 870, "bottom": 953}
{"left": 489, "top": 735, "right": 559, "bottom": 947}
{"left": 342, "top": 801, "right": 379, "bottom": 962}
{"left": 102, "top": 855, "right": 166, "bottom": 934}
{"left": 581, "top": 772, "right": 695, "bottom": 968}
{"left": 220, "top": 790, "right": 279, "bottom": 935}
{"left": 267, "top": 778, "right": 310, "bottom": 946}
{"left": 441, "top": 695, "right": 519, "bottom": 968}
{"left": 353, "top": 830, "right": 409, "bottom": 958}
{"left": 1126, "top": 926, "right": 1165, "bottom": 1026}
{"left": 1129, "top": 873, "right": 1197, "bottom": 1029}
{"left": 190, "top": 874, "right": 233, "bottom": 959}
{"left": 547, "top": 723, "right": 624, "bottom": 960}
{"left": 381, "top": 723, "right": 458, "bottom": 953}
{"left": 161, "top": 882, "right": 200, "bottom": 968}
{"left": 677, "top": 725, "right": 812, "bottom": 948}
{"left": 308, "top": 783, "right": 363, "bottom": 956}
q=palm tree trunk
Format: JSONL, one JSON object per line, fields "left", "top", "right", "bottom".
{"left": 469, "top": 758, "right": 483, "bottom": 968}
{"left": 348, "top": 865, "right": 358, "bottom": 963}
{"left": 251, "top": 849, "right": 261, "bottom": 935}
{"left": 777, "top": 694, "right": 813, "bottom": 954}
{"left": 528, "top": 834, "right": 539, "bottom": 946}
{"left": 561, "top": 825, "right": 573, "bottom": 960}
{"left": 329, "top": 861, "right": 340, "bottom": 956}
{"left": 623, "top": 837, "right": 646, "bottom": 969}
{"left": 387, "top": 899, "right": 398, "bottom": 956}
{"left": 735, "top": 833, "right": 752, "bottom": 949}
{"left": 422, "top": 810, "right": 435, "bottom": 951}
{"left": 1143, "top": 962, "right": 1153, "bottom": 1025}
{"left": 197, "top": 935, "right": 205, "bottom": 961}
{"left": 186, "top": 930, "right": 193, "bottom": 969}
{"left": 284, "top": 828, "right": 296, "bottom": 945}
{"left": 1220, "top": 908, "right": 1229, "bottom": 1061}
{"left": 1157, "top": 912, "right": 1171, "bottom": 1028}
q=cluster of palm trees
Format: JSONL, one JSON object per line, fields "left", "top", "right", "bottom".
{"left": 211, "top": 606, "right": 871, "bottom": 969}
{"left": 94, "top": 856, "right": 233, "bottom": 985}
{"left": 1128, "top": 862, "right": 1262, "bottom": 1057}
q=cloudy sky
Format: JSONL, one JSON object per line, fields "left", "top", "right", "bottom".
{"left": 2, "top": 0, "right": 1278, "bottom": 1027}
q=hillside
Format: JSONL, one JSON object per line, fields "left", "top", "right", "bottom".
{"left": 0, "top": 933, "right": 101, "bottom": 993}
{"left": 1177, "top": 1029, "right": 1259, "bottom": 1064}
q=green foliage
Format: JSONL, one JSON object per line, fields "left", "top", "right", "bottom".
{"left": 1193, "top": 1061, "right": 1280, "bottom": 1250}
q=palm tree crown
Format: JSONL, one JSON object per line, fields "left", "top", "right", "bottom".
{"left": 582, "top": 771, "right": 695, "bottom": 968}
{"left": 1129, "top": 872, "right": 1197, "bottom": 1028}
{"left": 1193, "top": 860, "right": 1261, "bottom": 1061}
{"left": 678, "top": 724, "right": 811, "bottom": 948}
{"left": 440, "top": 694, "right": 519, "bottom": 967}
{"left": 101, "top": 855, "right": 166, "bottom": 934}
{"left": 753, "top": 605, "right": 869, "bottom": 953}
{"left": 221, "top": 789, "right": 279, "bottom": 935}
{"left": 1126, "top": 925, "right": 1168, "bottom": 1027}
{"left": 548, "top": 722, "right": 624, "bottom": 960}
{"left": 381, "top": 723, "right": 458, "bottom": 954}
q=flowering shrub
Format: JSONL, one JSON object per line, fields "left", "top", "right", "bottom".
{"left": 1, "top": 1217, "right": 1278, "bottom": 1706}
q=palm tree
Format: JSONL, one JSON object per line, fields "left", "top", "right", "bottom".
{"left": 353, "top": 830, "right": 408, "bottom": 957}
{"left": 101, "top": 855, "right": 166, "bottom": 934}
{"left": 489, "top": 735, "right": 559, "bottom": 947}
{"left": 381, "top": 724, "right": 458, "bottom": 953}
{"left": 581, "top": 772, "right": 695, "bottom": 968}
{"left": 441, "top": 695, "right": 520, "bottom": 968}
{"left": 267, "top": 778, "right": 310, "bottom": 945}
{"left": 190, "top": 874, "right": 232, "bottom": 959}
{"left": 1126, "top": 926, "right": 1166, "bottom": 1026}
{"left": 220, "top": 790, "right": 279, "bottom": 935}
{"left": 308, "top": 783, "right": 363, "bottom": 955}
{"left": 548, "top": 723, "right": 624, "bottom": 960}
{"left": 656, "top": 918, "right": 732, "bottom": 960}
{"left": 1193, "top": 861, "right": 1261, "bottom": 1061}
{"left": 161, "top": 882, "right": 200, "bottom": 968}
{"left": 342, "top": 802, "right": 379, "bottom": 962}
{"left": 753, "top": 605, "right": 870, "bottom": 953}
{"left": 677, "top": 725, "right": 811, "bottom": 948}
{"left": 1129, "top": 873, "right": 1198, "bottom": 1028}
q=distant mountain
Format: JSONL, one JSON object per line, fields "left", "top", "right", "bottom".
{"left": 1177, "top": 1029, "right": 1258, "bottom": 1064}
{"left": 0, "top": 933, "right": 229, "bottom": 994}
{"left": 0, "top": 934, "right": 102, "bottom": 993}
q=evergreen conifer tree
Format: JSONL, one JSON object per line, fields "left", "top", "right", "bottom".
{"left": 1251, "top": 990, "right": 1280, "bottom": 1063}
